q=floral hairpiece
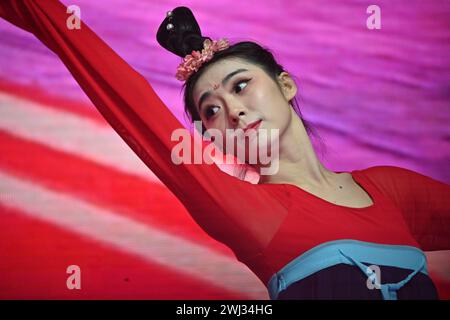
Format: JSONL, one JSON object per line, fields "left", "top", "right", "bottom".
{"left": 175, "top": 38, "right": 230, "bottom": 81}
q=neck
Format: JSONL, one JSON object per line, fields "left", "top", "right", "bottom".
{"left": 256, "top": 109, "right": 338, "bottom": 189}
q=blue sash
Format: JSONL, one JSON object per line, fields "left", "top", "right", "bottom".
{"left": 267, "top": 239, "right": 427, "bottom": 300}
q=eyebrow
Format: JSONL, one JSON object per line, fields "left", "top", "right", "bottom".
{"left": 197, "top": 68, "right": 249, "bottom": 111}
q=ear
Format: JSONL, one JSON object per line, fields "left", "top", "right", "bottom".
{"left": 277, "top": 72, "right": 297, "bottom": 101}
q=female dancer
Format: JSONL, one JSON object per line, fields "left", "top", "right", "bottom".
{"left": 1, "top": 1, "right": 448, "bottom": 300}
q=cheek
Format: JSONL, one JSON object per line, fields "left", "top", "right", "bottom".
{"left": 251, "top": 85, "right": 283, "bottom": 115}
{"left": 202, "top": 118, "right": 222, "bottom": 134}
{"left": 275, "top": 107, "right": 291, "bottom": 133}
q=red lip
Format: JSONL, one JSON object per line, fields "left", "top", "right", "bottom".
{"left": 243, "top": 120, "right": 262, "bottom": 132}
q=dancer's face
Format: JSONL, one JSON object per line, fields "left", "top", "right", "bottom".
{"left": 193, "top": 58, "right": 298, "bottom": 159}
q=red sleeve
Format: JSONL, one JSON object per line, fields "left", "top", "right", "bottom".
{"left": 0, "top": 0, "right": 288, "bottom": 257}
{"left": 365, "top": 165, "right": 450, "bottom": 251}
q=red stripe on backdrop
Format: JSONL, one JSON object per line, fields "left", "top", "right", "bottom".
{"left": 0, "top": 203, "right": 245, "bottom": 299}
{"left": 0, "top": 128, "right": 233, "bottom": 255}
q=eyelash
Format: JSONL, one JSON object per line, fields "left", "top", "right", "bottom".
{"left": 204, "top": 78, "right": 252, "bottom": 120}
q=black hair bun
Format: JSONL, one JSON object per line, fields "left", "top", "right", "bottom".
{"left": 156, "top": 6, "right": 212, "bottom": 58}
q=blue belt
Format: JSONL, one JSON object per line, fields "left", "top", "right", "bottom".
{"left": 267, "top": 239, "right": 428, "bottom": 300}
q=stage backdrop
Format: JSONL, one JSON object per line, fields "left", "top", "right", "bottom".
{"left": 0, "top": 0, "right": 449, "bottom": 299}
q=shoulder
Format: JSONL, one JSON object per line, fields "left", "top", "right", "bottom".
{"left": 356, "top": 165, "right": 449, "bottom": 194}
{"left": 356, "top": 165, "right": 428, "bottom": 181}
{"left": 357, "top": 165, "right": 414, "bottom": 174}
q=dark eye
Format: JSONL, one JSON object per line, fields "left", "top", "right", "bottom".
{"left": 234, "top": 78, "right": 251, "bottom": 94}
{"left": 205, "top": 105, "right": 220, "bottom": 120}
{"left": 203, "top": 79, "right": 251, "bottom": 120}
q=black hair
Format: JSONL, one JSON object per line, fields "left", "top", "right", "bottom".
{"left": 157, "top": 7, "right": 326, "bottom": 179}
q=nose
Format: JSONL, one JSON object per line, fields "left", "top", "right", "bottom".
{"left": 228, "top": 103, "right": 246, "bottom": 127}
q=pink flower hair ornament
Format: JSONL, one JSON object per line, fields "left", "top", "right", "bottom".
{"left": 175, "top": 38, "right": 231, "bottom": 81}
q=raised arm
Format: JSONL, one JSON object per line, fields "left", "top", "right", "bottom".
{"left": 0, "top": 0, "right": 288, "bottom": 258}
{"left": 367, "top": 166, "right": 450, "bottom": 251}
